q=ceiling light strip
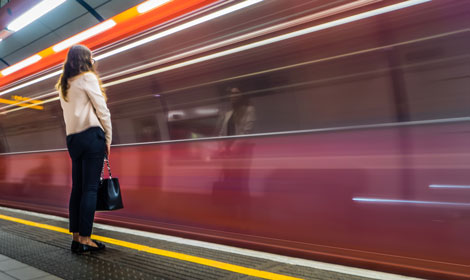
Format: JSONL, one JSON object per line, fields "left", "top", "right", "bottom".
{"left": 137, "top": 0, "right": 173, "bottom": 14}
{"left": 7, "top": 0, "right": 66, "bottom": 32}
{"left": 1, "top": 55, "right": 42, "bottom": 76}
{"left": 52, "top": 20, "right": 117, "bottom": 52}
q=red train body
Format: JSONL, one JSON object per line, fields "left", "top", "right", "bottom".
{"left": 0, "top": 1, "right": 469, "bottom": 279}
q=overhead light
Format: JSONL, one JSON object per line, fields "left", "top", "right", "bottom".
{"left": 1, "top": 55, "right": 42, "bottom": 76}
{"left": 52, "top": 20, "right": 117, "bottom": 52}
{"left": 95, "top": 0, "right": 264, "bottom": 60}
{"left": 137, "top": 0, "right": 172, "bottom": 14}
{"left": 7, "top": 0, "right": 66, "bottom": 32}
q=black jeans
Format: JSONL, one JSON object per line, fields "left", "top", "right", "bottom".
{"left": 66, "top": 127, "right": 106, "bottom": 236}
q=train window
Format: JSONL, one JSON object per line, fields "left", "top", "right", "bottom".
{"left": 0, "top": 102, "right": 66, "bottom": 153}
{"left": 109, "top": 96, "right": 166, "bottom": 144}
{"left": 400, "top": 34, "right": 470, "bottom": 121}
{"left": 156, "top": 27, "right": 398, "bottom": 139}
{"left": 374, "top": 3, "right": 470, "bottom": 122}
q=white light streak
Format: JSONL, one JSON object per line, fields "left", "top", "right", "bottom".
{"left": 0, "top": 0, "right": 429, "bottom": 96}
{"left": 102, "top": 0, "right": 432, "bottom": 86}
{"left": 52, "top": 20, "right": 117, "bottom": 52}
{"left": 7, "top": 0, "right": 66, "bottom": 32}
{"left": 94, "top": 0, "right": 264, "bottom": 60}
{"left": 137, "top": 0, "right": 172, "bottom": 14}
{"left": 429, "top": 184, "right": 470, "bottom": 189}
{"left": 0, "top": 0, "right": 263, "bottom": 94}
{"left": 0, "top": 70, "right": 61, "bottom": 97}
{"left": 1, "top": 55, "right": 42, "bottom": 76}
{"left": 353, "top": 197, "right": 470, "bottom": 207}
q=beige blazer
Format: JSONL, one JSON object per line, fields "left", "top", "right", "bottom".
{"left": 60, "top": 72, "right": 112, "bottom": 145}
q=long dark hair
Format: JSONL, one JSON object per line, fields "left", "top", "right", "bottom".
{"left": 56, "top": 44, "right": 106, "bottom": 102}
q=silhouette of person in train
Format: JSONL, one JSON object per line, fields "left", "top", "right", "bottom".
{"left": 216, "top": 87, "right": 256, "bottom": 138}
{"left": 212, "top": 87, "right": 256, "bottom": 226}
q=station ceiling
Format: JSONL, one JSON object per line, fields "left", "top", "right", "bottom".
{"left": 0, "top": 0, "right": 145, "bottom": 70}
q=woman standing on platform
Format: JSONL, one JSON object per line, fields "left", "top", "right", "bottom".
{"left": 57, "top": 44, "right": 112, "bottom": 253}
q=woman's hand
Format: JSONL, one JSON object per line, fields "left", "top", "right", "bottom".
{"left": 106, "top": 144, "right": 111, "bottom": 157}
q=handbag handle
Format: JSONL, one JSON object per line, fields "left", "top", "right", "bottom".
{"left": 100, "top": 154, "right": 112, "bottom": 180}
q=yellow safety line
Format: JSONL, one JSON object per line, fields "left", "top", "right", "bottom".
{"left": 0, "top": 214, "right": 302, "bottom": 280}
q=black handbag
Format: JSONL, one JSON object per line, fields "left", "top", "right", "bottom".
{"left": 96, "top": 155, "right": 123, "bottom": 211}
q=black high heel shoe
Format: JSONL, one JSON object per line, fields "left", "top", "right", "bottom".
{"left": 71, "top": 241, "right": 80, "bottom": 253}
{"left": 77, "top": 240, "right": 106, "bottom": 254}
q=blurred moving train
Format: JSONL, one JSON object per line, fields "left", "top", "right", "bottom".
{"left": 0, "top": 0, "right": 469, "bottom": 279}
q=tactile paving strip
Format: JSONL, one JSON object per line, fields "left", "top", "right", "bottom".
{"left": 0, "top": 210, "right": 375, "bottom": 280}
{"left": 0, "top": 226, "right": 232, "bottom": 279}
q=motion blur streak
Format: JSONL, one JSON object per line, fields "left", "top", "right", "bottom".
{"left": 3, "top": 27, "right": 467, "bottom": 114}
{"left": 429, "top": 185, "right": 470, "bottom": 189}
{"left": 100, "top": 0, "right": 397, "bottom": 81}
{"left": 94, "top": 0, "right": 264, "bottom": 60}
{"left": 101, "top": 0, "right": 433, "bottom": 87}
{"left": 0, "top": 0, "right": 262, "bottom": 96}
{"left": 0, "top": 70, "right": 62, "bottom": 97}
{"left": 353, "top": 198, "right": 470, "bottom": 207}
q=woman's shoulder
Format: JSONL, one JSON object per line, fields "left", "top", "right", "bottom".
{"left": 81, "top": 71, "right": 98, "bottom": 81}
{"left": 67, "top": 71, "right": 94, "bottom": 82}
{"left": 70, "top": 71, "right": 96, "bottom": 82}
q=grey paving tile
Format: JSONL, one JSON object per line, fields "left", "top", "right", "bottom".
{"left": 5, "top": 266, "right": 49, "bottom": 280}
{"left": 0, "top": 256, "right": 10, "bottom": 262}
{"left": 0, "top": 259, "right": 28, "bottom": 272}
{"left": 0, "top": 271, "right": 16, "bottom": 280}
{"left": 32, "top": 275, "right": 63, "bottom": 280}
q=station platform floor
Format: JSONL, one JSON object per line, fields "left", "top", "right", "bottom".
{"left": 0, "top": 206, "right": 422, "bottom": 280}
{"left": 0, "top": 254, "right": 62, "bottom": 280}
